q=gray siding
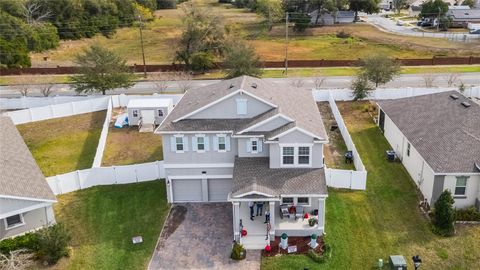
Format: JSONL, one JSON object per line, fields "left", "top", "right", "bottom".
{"left": 162, "top": 134, "right": 238, "bottom": 164}
{"left": 189, "top": 93, "right": 272, "bottom": 119}
{"left": 237, "top": 138, "right": 269, "bottom": 157}
{"left": 128, "top": 106, "right": 169, "bottom": 126}
{"left": 0, "top": 205, "right": 55, "bottom": 240}
{"left": 269, "top": 130, "right": 324, "bottom": 168}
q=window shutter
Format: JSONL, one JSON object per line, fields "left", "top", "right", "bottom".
{"left": 213, "top": 136, "right": 219, "bottom": 151}
{"left": 170, "top": 137, "right": 176, "bottom": 152}
{"left": 204, "top": 136, "right": 210, "bottom": 151}
{"left": 183, "top": 136, "right": 188, "bottom": 151}
{"left": 226, "top": 136, "right": 231, "bottom": 151}
{"left": 246, "top": 139, "right": 251, "bottom": 153}
{"left": 258, "top": 139, "right": 263, "bottom": 152}
{"left": 192, "top": 136, "right": 198, "bottom": 151}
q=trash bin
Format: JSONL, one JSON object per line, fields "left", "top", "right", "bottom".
{"left": 386, "top": 150, "right": 395, "bottom": 162}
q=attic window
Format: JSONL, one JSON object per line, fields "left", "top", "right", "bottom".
{"left": 461, "top": 101, "right": 471, "bottom": 108}
{"left": 236, "top": 99, "right": 247, "bottom": 115}
{"left": 450, "top": 94, "right": 459, "bottom": 100}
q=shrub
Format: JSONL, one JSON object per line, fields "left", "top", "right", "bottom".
{"left": 189, "top": 52, "right": 215, "bottom": 73}
{"left": 456, "top": 207, "right": 480, "bottom": 221}
{"left": 36, "top": 223, "right": 71, "bottom": 265}
{"left": 230, "top": 241, "right": 246, "bottom": 260}
{"left": 432, "top": 190, "right": 455, "bottom": 236}
{"left": 336, "top": 30, "right": 351, "bottom": 39}
{"left": 0, "top": 233, "right": 39, "bottom": 255}
{"left": 307, "top": 244, "right": 331, "bottom": 264}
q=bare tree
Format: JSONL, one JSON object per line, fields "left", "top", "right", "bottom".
{"left": 38, "top": 83, "right": 55, "bottom": 97}
{"left": 313, "top": 77, "right": 326, "bottom": 89}
{"left": 422, "top": 73, "right": 436, "bottom": 87}
{"left": 444, "top": 73, "right": 460, "bottom": 87}
{"left": 290, "top": 79, "right": 305, "bottom": 88}
{"left": 21, "top": 1, "right": 51, "bottom": 25}
{"left": 149, "top": 73, "right": 171, "bottom": 93}
{"left": 0, "top": 249, "right": 35, "bottom": 270}
{"left": 172, "top": 71, "right": 193, "bottom": 93}
{"left": 11, "top": 77, "right": 33, "bottom": 97}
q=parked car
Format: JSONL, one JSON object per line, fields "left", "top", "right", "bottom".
{"left": 470, "top": 28, "right": 480, "bottom": 34}
{"left": 396, "top": 20, "right": 404, "bottom": 26}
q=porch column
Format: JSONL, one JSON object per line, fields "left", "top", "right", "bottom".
{"left": 232, "top": 202, "right": 240, "bottom": 241}
{"left": 269, "top": 201, "right": 275, "bottom": 238}
{"left": 317, "top": 198, "right": 326, "bottom": 232}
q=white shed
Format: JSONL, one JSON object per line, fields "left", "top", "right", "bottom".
{"left": 127, "top": 98, "right": 173, "bottom": 126}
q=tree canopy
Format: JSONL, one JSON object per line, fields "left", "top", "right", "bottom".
{"left": 420, "top": 0, "right": 449, "bottom": 18}
{"left": 223, "top": 40, "right": 263, "bottom": 78}
{"left": 358, "top": 54, "right": 400, "bottom": 87}
{"left": 349, "top": 0, "right": 380, "bottom": 21}
{"left": 70, "top": 45, "right": 135, "bottom": 95}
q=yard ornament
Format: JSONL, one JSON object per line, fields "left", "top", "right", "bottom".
{"left": 264, "top": 245, "right": 271, "bottom": 252}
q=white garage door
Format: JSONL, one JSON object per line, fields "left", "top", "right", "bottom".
{"left": 172, "top": 179, "right": 202, "bottom": 202}
{"left": 208, "top": 178, "right": 233, "bottom": 202}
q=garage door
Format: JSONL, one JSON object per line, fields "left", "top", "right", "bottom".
{"left": 208, "top": 178, "right": 233, "bottom": 202}
{"left": 172, "top": 179, "right": 202, "bottom": 202}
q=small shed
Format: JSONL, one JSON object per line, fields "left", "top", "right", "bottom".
{"left": 127, "top": 98, "right": 173, "bottom": 126}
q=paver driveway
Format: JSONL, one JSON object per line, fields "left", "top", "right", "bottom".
{"left": 148, "top": 203, "right": 260, "bottom": 270}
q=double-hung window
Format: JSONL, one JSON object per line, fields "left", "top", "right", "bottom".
{"left": 175, "top": 137, "right": 184, "bottom": 152}
{"left": 5, "top": 214, "right": 24, "bottom": 230}
{"left": 218, "top": 136, "right": 226, "bottom": 151}
{"left": 282, "top": 197, "right": 294, "bottom": 204}
{"left": 251, "top": 140, "right": 258, "bottom": 152}
{"left": 282, "top": 147, "right": 294, "bottom": 165}
{"left": 297, "top": 197, "right": 309, "bottom": 206}
{"left": 132, "top": 110, "right": 138, "bottom": 117}
{"left": 197, "top": 136, "right": 205, "bottom": 151}
{"left": 455, "top": 176, "right": 468, "bottom": 196}
{"left": 298, "top": 147, "right": 310, "bottom": 164}
{"left": 158, "top": 110, "right": 164, "bottom": 117}
{"left": 407, "top": 143, "right": 411, "bottom": 157}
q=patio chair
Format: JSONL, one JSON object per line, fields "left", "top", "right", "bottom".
{"left": 295, "top": 205, "right": 305, "bottom": 220}
{"left": 280, "top": 204, "right": 290, "bottom": 219}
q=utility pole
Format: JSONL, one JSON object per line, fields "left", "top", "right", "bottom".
{"left": 284, "top": 12, "right": 289, "bottom": 76}
{"left": 138, "top": 15, "right": 147, "bottom": 78}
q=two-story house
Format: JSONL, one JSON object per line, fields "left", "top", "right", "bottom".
{"left": 156, "top": 76, "right": 328, "bottom": 249}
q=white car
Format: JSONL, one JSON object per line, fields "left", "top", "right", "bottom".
{"left": 396, "top": 20, "right": 404, "bottom": 26}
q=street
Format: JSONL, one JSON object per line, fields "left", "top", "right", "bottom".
{"left": 0, "top": 73, "right": 479, "bottom": 97}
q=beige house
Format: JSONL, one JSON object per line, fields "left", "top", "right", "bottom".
{"left": 0, "top": 117, "right": 56, "bottom": 240}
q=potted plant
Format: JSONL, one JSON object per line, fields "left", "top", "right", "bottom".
{"left": 231, "top": 241, "right": 246, "bottom": 260}
{"left": 308, "top": 217, "right": 317, "bottom": 227}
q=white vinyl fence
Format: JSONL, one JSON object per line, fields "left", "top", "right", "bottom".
{"left": 47, "top": 161, "right": 165, "bottom": 195}
{"left": 92, "top": 97, "right": 114, "bottom": 167}
{"left": 325, "top": 168, "right": 367, "bottom": 190}
{"left": 313, "top": 86, "right": 480, "bottom": 102}
{"left": 0, "top": 95, "right": 101, "bottom": 110}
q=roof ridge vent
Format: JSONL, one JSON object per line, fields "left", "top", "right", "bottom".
{"left": 251, "top": 83, "right": 257, "bottom": 89}
{"left": 461, "top": 101, "right": 471, "bottom": 108}
{"left": 228, "top": 84, "right": 234, "bottom": 89}
{"left": 450, "top": 94, "right": 459, "bottom": 100}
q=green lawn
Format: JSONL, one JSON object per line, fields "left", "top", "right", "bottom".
{"left": 261, "top": 101, "right": 480, "bottom": 270}
{"left": 53, "top": 180, "right": 169, "bottom": 270}
{"left": 17, "top": 111, "right": 106, "bottom": 176}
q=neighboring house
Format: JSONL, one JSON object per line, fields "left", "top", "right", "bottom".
{"left": 309, "top": 10, "right": 355, "bottom": 25}
{"left": 0, "top": 117, "right": 57, "bottom": 240}
{"left": 127, "top": 98, "right": 173, "bottom": 126}
{"left": 447, "top": 8, "right": 480, "bottom": 27}
{"left": 156, "top": 76, "right": 329, "bottom": 249}
{"left": 377, "top": 91, "right": 480, "bottom": 210}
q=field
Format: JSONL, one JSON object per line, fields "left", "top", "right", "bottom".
{"left": 51, "top": 181, "right": 169, "bottom": 270}
{"left": 29, "top": 0, "right": 480, "bottom": 67}
{"left": 102, "top": 124, "right": 163, "bottom": 166}
{"left": 261, "top": 101, "right": 480, "bottom": 270}
{"left": 17, "top": 111, "right": 106, "bottom": 176}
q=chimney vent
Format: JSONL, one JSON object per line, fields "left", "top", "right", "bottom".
{"left": 461, "top": 101, "right": 471, "bottom": 108}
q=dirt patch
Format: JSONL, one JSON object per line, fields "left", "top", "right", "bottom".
{"left": 317, "top": 102, "right": 354, "bottom": 170}
{"left": 336, "top": 101, "right": 377, "bottom": 132}
{"left": 157, "top": 205, "right": 187, "bottom": 249}
{"left": 262, "top": 236, "right": 325, "bottom": 257}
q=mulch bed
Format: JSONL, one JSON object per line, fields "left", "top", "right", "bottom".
{"left": 262, "top": 236, "right": 325, "bottom": 257}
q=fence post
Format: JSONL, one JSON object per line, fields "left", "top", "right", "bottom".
{"left": 55, "top": 176, "right": 62, "bottom": 195}
{"left": 28, "top": 108, "right": 33, "bottom": 122}
{"left": 70, "top": 101, "right": 75, "bottom": 115}
{"left": 76, "top": 170, "right": 82, "bottom": 190}
{"left": 113, "top": 167, "right": 117, "bottom": 184}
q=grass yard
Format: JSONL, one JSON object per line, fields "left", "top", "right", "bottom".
{"left": 17, "top": 111, "right": 106, "bottom": 176}
{"left": 261, "top": 101, "right": 480, "bottom": 270}
{"left": 102, "top": 124, "right": 163, "bottom": 166}
{"left": 51, "top": 180, "right": 169, "bottom": 270}
{"left": 29, "top": 0, "right": 479, "bottom": 67}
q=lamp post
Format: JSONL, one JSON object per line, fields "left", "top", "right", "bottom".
{"left": 412, "top": 255, "right": 422, "bottom": 270}
{"left": 137, "top": 15, "right": 147, "bottom": 78}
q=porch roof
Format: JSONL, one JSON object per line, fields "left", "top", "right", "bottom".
{"left": 231, "top": 157, "right": 327, "bottom": 198}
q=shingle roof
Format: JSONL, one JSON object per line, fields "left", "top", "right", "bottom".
{"left": 447, "top": 9, "right": 480, "bottom": 20}
{"left": 0, "top": 117, "right": 56, "bottom": 202}
{"left": 377, "top": 91, "right": 480, "bottom": 174}
{"left": 231, "top": 157, "right": 328, "bottom": 197}
{"left": 158, "top": 76, "right": 327, "bottom": 140}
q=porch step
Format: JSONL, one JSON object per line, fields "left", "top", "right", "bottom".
{"left": 241, "top": 235, "right": 270, "bottom": 250}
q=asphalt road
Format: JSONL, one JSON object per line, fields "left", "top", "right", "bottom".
{"left": 1, "top": 73, "right": 479, "bottom": 97}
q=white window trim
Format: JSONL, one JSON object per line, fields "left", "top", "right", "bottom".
{"left": 158, "top": 109, "right": 164, "bottom": 117}
{"left": 195, "top": 134, "right": 206, "bottom": 153}
{"left": 217, "top": 134, "right": 227, "bottom": 153}
{"left": 296, "top": 197, "right": 311, "bottom": 207}
{"left": 454, "top": 176, "right": 468, "bottom": 197}
{"left": 280, "top": 144, "right": 313, "bottom": 168}
{"left": 236, "top": 98, "right": 248, "bottom": 115}
{"left": 4, "top": 213, "right": 25, "bottom": 230}
{"left": 174, "top": 134, "right": 185, "bottom": 153}
{"left": 280, "top": 197, "right": 311, "bottom": 207}
{"left": 281, "top": 197, "right": 294, "bottom": 205}
{"left": 250, "top": 138, "right": 259, "bottom": 154}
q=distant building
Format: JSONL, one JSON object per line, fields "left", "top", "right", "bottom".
{"left": 447, "top": 8, "right": 480, "bottom": 27}
{"left": 309, "top": 10, "right": 355, "bottom": 25}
